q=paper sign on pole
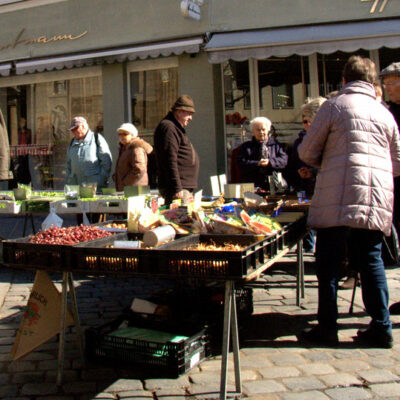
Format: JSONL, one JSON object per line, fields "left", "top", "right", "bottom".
{"left": 11, "top": 270, "right": 74, "bottom": 361}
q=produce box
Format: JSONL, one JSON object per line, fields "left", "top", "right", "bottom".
{"left": 21, "top": 199, "right": 51, "bottom": 213}
{"left": 89, "top": 198, "right": 127, "bottom": 213}
{"left": 153, "top": 234, "right": 271, "bottom": 279}
{"left": 85, "top": 315, "right": 208, "bottom": 377}
{"left": 2, "top": 236, "right": 72, "bottom": 269}
{"left": 0, "top": 200, "right": 21, "bottom": 214}
{"left": 2, "top": 226, "right": 114, "bottom": 270}
{"left": 71, "top": 232, "right": 153, "bottom": 274}
{"left": 51, "top": 199, "right": 90, "bottom": 214}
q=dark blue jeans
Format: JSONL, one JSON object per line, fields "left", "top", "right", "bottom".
{"left": 315, "top": 227, "right": 391, "bottom": 335}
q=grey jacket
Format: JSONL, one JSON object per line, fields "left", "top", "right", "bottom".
{"left": 66, "top": 130, "right": 112, "bottom": 187}
{"left": 298, "top": 80, "right": 400, "bottom": 236}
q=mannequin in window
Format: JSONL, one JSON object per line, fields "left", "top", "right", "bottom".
{"left": 18, "top": 117, "right": 32, "bottom": 145}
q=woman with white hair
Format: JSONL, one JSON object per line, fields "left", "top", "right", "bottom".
{"left": 237, "top": 116, "right": 288, "bottom": 191}
{"left": 113, "top": 122, "right": 153, "bottom": 191}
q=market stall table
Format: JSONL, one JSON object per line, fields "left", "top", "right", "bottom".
{"left": 1, "top": 215, "right": 307, "bottom": 400}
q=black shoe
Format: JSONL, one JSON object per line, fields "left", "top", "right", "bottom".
{"left": 389, "top": 301, "right": 400, "bottom": 315}
{"left": 299, "top": 325, "right": 339, "bottom": 346}
{"left": 355, "top": 328, "right": 393, "bottom": 349}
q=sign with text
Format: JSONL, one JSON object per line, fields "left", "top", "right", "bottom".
{"left": 11, "top": 270, "right": 74, "bottom": 361}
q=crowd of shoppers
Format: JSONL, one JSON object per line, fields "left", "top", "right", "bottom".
{"left": 60, "top": 57, "right": 400, "bottom": 349}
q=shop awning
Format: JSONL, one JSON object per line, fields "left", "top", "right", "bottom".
{"left": 15, "top": 37, "right": 204, "bottom": 75}
{"left": 205, "top": 19, "right": 400, "bottom": 63}
{"left": 0, "top": 63, "right": 12, "bottom": 77}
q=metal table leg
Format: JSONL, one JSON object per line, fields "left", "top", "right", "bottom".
{"left": 56, "top": 272, "right": 68, "bottom": 386}
{"left": 296, "top": 239, "right": 304, "bottom": 306}
{"left": 220, "top": 280, "right": 241, "bottom": 400}
{"left": 230, "top": 282, "right": 241, "bottom": 394}
{"left": 56, "top": 272, "right": 85, "bottom": 385}
{"left": 67, "top": 273, "right": 85, "bottom": 366}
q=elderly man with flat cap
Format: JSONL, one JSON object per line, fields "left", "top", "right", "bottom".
{"left": 380, "top": 62, "right": 400, "bottom": 315}
{"left": 66, "top": 116, "right": 112, "bottom": 188}
{"left": 153, "top": 95, "right": 199, "bottom": 205}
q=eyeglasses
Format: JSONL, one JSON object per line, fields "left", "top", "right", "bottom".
{"left": 302, "top": 119, "right": 311, "bottom": 124}
{"left": 118, "top": 132, "right": 130, "bottom": 136}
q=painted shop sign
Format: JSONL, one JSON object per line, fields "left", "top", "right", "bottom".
{"left": 360, "top": 0, "right": 389, "bottom": 13}
{"left": 0, "top": 28, "right": 88, "bottom": 52}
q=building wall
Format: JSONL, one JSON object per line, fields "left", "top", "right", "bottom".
{"left": 102, "top": 63, "right": 128, "bottom": 175}
{"left": 179, "top": 52, "right": 224, "bottom": 194}
{"left": 0, "top": 0, "right": 398, "bottom": 64}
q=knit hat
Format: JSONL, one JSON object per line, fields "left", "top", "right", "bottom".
{"left": 117, "top": 122, "right": 138, "bottom": 137}
{"left": 379, "top": 62, "right": 400, "bottom": 79}
{"left": 171, "top": 94, "right": 195, "bottom": 113}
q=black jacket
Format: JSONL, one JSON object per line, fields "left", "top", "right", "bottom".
{"left": 153, "top": 112, "right": 199, "bottom": 197}
{"left": 237, "top": 136, "right": 288, "bottom": 190}
{"left": 286, "top": 130, "right": 316, "bottom": 196}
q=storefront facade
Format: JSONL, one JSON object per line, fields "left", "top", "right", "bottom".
{"left": 204, "top": 0, "right": 400, "bottom": 179}
{"left": 0, "top": 0, "right": 398, "bottom": 192}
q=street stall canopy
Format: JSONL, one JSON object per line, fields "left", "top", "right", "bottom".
{"left": 15, "top": 37, "right": 204, "bottom": 75}
{"left": 205, "top": 19, "right": 400, "bottom": 63}
{"left": 0, "top": 62, "right": 11, "bottom": 77}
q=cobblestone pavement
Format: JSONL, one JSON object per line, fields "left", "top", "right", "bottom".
{"left": 1, "top": 215, "right": 400, "bottom": 399}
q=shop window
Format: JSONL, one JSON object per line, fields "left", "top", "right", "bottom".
{"left": 317, "top": 50, "right": 369, "bottom": 97}
{"left": 243, "top": 90, "right": 263, "bottom": 110}
{"left": 272, "top": 84, "right": 294, "bottom": 109}
{"left": 7, "top": 75, "right": 103, "bottom": 190}
{"left": 129, "top": 67, "right": 178, "bottom": 142}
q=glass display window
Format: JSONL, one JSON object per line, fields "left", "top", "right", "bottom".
{"left": 317, "top": 50, "right": 370, "bottom": 97}
{"left": 128, "top": 59, "right": 179, "bottom": 144}
{"left": 3, "top": 71, "right": 103, "bottom": 189}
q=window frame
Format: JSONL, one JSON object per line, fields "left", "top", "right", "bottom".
{"left": 126, "top": 57, "right": 179, "bottom": 132}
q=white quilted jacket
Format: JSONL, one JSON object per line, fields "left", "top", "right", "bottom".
{"left": 298, "top": 81, "right": 400, "bottom": 236}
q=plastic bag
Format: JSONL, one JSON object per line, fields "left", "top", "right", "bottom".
{"left": 41, "top": 210, "right": 63, "bottom": 231}
{"left": 82, "top": 212, "right": 90, "bottom": 226}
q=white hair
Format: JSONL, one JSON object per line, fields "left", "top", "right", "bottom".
{"left": 249, "top": 117, "right": 272, "bottom": 133}
{"left": 117, "top": 122, "right": 138, "bottom": 137}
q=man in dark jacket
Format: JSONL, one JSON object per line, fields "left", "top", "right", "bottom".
{"left": 153, "top": 95, "right": 199, "bottom": 205}
{"left": 380, "top": 62, "right": 400, "bottom": 315}
{"left": 237, "top": 116, "right": 288, "bottom": 192}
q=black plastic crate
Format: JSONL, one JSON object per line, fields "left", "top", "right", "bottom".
{"left": 71, "top": 232, "right": 153, "bottom": 274}
{"left": 85, "top": 315, "right": 208, "bottom": 377}
{"left": 153, "top": 234, "right": 270, "bottom": 279}
{"left": 2, "top": 236, "right": 72, "bottom": 270}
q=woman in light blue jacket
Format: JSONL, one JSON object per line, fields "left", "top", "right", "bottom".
{"left": 66, "top": 116, "right": 112, "bottom": 188}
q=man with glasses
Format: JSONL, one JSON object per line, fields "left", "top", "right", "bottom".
{"left": 66, "top": 116, "right": 112, "bottom": 189}
{"left": 380, "top": 62, "right": 400, "bottom": 315}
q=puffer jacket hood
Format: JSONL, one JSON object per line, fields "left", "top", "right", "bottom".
{"left": 298, "top": 80, "right": 400, "bottom": 236}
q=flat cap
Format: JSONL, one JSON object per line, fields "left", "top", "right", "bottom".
{"left": 379, "top": 62, "right": 400, "bottom": 78}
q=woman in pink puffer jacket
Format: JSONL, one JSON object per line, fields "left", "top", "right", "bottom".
{"left": 297, "top": 55, "right": 400, "bottom": 349}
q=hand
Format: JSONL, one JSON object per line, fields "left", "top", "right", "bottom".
{"left": 258, "top": 158, "right": 270, "bottom": 167}
{"left": 174, "top": 190, "right": 184, "bottom": 199}
{"left": 298, "top": 167, "right": 312, "bottom": 179}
